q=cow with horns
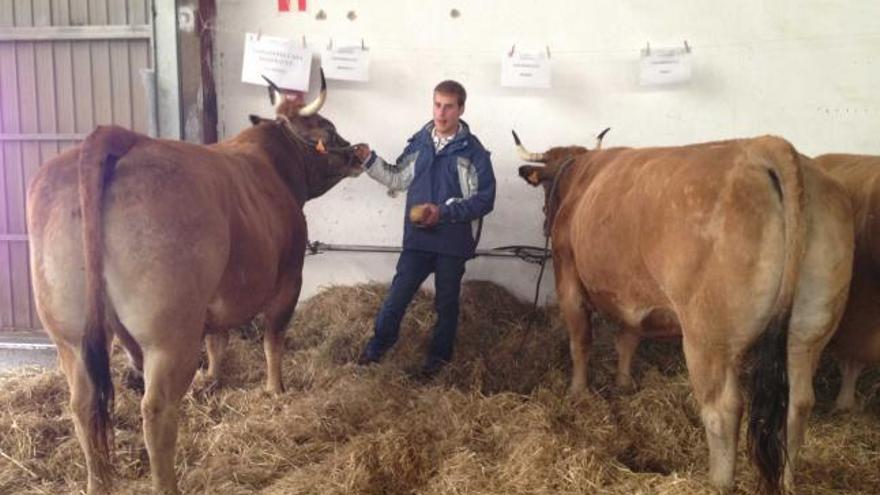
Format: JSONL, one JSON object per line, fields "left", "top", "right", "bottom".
{"left": 26, "top": 72, "right": 362, "bottom": 494}
{"left": 514, "top": 131, "right": 853, "bottom": 494}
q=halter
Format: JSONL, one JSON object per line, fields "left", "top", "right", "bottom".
{"left": 276, "top": 115, "right": 355, "bottom": 156}
{"left": 543, "top": 156, "right": 577, "bottom": 236}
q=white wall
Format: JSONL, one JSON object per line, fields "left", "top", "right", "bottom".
{"left": 213, "top": 0, "right": 880, "bottom": 302}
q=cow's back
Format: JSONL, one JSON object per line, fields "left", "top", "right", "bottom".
{"left": 560, "top": 137, "right": 794, "bottom": 332}
{"left": 27, "top": 136, "right": 306, "bottom": 341}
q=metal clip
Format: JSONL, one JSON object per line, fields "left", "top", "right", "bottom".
{"left": 508, "top": 44, "right": 516, "bottom": 57}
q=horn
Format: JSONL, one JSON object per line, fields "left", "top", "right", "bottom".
{"left": 261, "top": 75, "right": 281, "bottom": 106}
{"left": 511, "top": 129, "right": 546, "bottom": 162}
{"left": 298, "top": 69, "right": 327, "bottom": 117}
{"left": 595, "top": 127, "right": 611, "bottom": 149}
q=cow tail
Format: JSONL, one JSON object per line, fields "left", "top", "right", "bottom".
{"left": 78, "top": 126, "right": 140, "bottom": 482}
{"left": 746, "top": 138, "right": 807, "bottom": 495}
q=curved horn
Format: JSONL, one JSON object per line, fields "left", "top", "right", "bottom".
{"left": 298, "top": 69, "right": 327, "bottom": 117}
{"left": 261, "top": 75, "right": 281, "bottom": 106}
{"left": 595, "top": 127, "right": 611, "bottom": 150}
{"left": 511, "top": 129, "right": 546, "bottom": 162}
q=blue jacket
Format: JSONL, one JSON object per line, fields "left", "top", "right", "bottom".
{"left": 364, "top": 120, "right": 496, "bottom": 258}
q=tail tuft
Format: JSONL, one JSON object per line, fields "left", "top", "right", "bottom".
{"left": 746, "top": 311, "right": 790, "bottom": 495}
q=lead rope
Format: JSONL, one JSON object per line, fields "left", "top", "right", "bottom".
{"left": 511, "top": 156, "right": 577, "bottom": 359}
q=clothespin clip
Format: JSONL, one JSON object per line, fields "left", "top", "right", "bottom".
{"left": 327, "top": 38, "right": 333, "bottom": 50}
{"left": 684, "top": 40, "right": 691, "bottom": 53}
{"left": 508, "top": 44, "right": 516, "bottom": 57}
{"left": 302, "top": 35, "right": 308, "bottom": 47}
{"left": 257, "top": 26, "right": 263, "bottom": 40}
{"left": 643, "top": 42, "right": 651, "bottom": 56}
{"left": 546, "top": 45, "right": 551, "bottom": 59}
{"left": 361, "top": 38, "right": 367, "bottom": 50}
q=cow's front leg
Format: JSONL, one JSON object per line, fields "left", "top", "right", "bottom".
{"left": 614, "top": 328, "right": 641, "bottom": 392}
{"left": 555, "top": 258, "right": 592, "bottom": 395}
{"left": 833, "top": 358, "right": 864, "bottom": 412}
{"left": 191, "top": 330, "right": 229, "bottom": 396}
{"left": 204, "top": 330, "right": 229, "bottom": 383}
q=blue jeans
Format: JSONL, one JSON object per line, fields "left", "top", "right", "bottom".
{"left": 363, "top": 250, "right": 467, "bottom": 365}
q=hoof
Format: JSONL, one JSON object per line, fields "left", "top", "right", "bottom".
{"left": 191, "top": 371, "right": 220, "bottom": 399}
{"left": 615, "top": 378, "right": 637, "bottom": 395}
{"left": 121, "top": 367, "right": 144, "bottom": 395}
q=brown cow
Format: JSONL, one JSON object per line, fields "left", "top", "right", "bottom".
{"left": 515, "top": 134, "right": 853, "bottom": 494}
{"left": 26, "top": 75, "right": 362, "bottom": 494}
{"left": 814, "top": 153, "right": 880, "bottom": 411}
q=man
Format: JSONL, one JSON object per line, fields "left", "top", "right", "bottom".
{"left": 353, "top": 80, "right": 496, "bottom": 378}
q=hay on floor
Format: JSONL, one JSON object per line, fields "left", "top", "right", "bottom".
{"left": 0, "top": 281, "right": 878, "bottom": 494}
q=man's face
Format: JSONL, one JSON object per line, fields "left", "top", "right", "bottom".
{"left": 433, "top": 91, "right": 464, "bottom": 137}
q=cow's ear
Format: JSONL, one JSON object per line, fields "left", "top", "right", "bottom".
{"left": 518, "top": 165, "right": 544, "bottom": 186}
{"left": 249, "top": 115, "right": 263, "bottom": 126}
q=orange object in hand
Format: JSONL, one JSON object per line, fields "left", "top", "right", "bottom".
{"left": 409, "top": 203, "right": 440, "bottom": 227}
{"left": 409, "top": 204, "right": 428, "bottom": 223}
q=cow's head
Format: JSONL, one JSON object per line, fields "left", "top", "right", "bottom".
{"left": 250, "top": 71, "right": 363, "bottom": 200}
{"left": 515, "top": 128, "right": 610, "bottom": 235}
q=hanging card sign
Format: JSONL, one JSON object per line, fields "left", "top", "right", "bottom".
{"left": 241, "top": 33, "right": 312, "bottom": 91}
{"left": 501, "top": 45, "right": 552, "bottom": 89}
{"left": 639, "top": 43, "right": 692, "bottom": 86}
{"left": 321, "top": 42, "right": 370, "bottom": 82}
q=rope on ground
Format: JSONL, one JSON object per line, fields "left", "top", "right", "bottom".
{"left": 305, "top": 240, "right": 551, "bottom": 265}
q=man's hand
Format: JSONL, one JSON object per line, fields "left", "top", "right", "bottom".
{"left": 409, "top": 203, "right": 440, "bottom": 227}
{"left": 353, "top": 143, "right": 371, "bottom": 163}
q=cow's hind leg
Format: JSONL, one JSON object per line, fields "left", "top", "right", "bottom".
{"left": 833, "top": 358, "right": 864, "bottom": 412}
{"left": 56, "top": 340, "right": 113, "bottom": 494}
{"left": 783, "top": 341, "right": 828, "bottom": 492}
{"left": 682, "top": 332, "right": 742, "bottom": 492}
{"left": 262, "top": 270, "right": 303, "bottom": 394}
{"left": 140, "top": 330, "right": 202, "bottom": 494}
{"left": 784, "top": 208, "right": 851, "bottom": 491}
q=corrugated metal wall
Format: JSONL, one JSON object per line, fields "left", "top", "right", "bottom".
{"left": 0, "top": 0, "right": 153, "bottom": 332}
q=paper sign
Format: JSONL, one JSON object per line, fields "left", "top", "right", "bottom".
{"left": 639, "top": 46, "right": 692, "bottom": 86}
{"left": 241, "top": 33, "right": 312, "bottom": 91}
{"left": 320, "top": 44, "right": 370, "bottom": 82}
{"left": 501, "top": 48, "right": 551, "bottom": 89}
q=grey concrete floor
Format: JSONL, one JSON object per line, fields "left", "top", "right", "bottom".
{"left": 0, "top": 332, "right": 57, "bottom": 373}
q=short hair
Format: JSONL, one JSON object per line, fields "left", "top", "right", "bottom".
{"left": 434, "top": 80, "right": 467, "bottom": 107}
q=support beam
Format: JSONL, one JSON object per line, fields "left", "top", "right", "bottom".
{"left": 153, "top": 0, "right": 182, "bottom": 139}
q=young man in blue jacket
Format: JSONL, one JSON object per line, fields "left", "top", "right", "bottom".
{"left": 353, "top": 80, "right": 496, "bottom": 378}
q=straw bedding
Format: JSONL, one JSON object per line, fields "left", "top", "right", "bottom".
{"left": 0, "top": 281, "right": 877, "bottom": 494}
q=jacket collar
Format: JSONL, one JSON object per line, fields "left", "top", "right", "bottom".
{"left": 416, "top": 119, "right": 471, "bottom": 154}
